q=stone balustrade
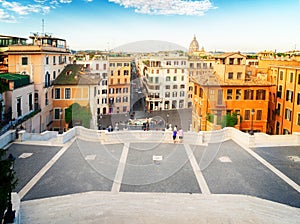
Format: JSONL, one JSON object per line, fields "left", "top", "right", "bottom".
{"left": 2, "top": 126, "right": 300, "bottom": 148}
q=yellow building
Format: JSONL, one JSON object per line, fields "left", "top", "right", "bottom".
{"left": 52, "top": 64, "right": 100, "bottom": 131}
{"left": 108, "top": 56, "right": 133, "bottom": 113}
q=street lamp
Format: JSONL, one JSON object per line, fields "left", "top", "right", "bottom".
{"left": 166, "top": 113, "right": 169, "bottom": 128}
{"left": 98, "top": 114, "right": 103, "bottom": 130}
{"left": 59, "top": 109, "right": 63, "bottom": 134}
{"left": 250, "top": 109, "right": 255, "bottom": 135}
{"left": 3, "top": 153, "right": 16, "bottom": 224}
{"left": 199, "top": 114, "right": 202, "bottom": 131}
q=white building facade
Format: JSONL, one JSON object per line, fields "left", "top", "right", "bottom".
{"left": 138, "top": 54, "right": 189, "bottom": 111}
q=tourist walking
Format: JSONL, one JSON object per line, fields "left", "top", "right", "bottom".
{"left": 178, "top": 128, "right": 183, "bottom": 143}
{"left": 172, "top": 129, "right": 177, "bottom": 143}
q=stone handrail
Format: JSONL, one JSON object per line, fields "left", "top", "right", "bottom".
{"left": 3, "top": 126, "right": 300, "bottom": 148}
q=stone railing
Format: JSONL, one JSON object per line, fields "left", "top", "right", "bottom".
{"left": 22, "top": 131, "right": 57, "bottom": 142}
{"left": 4, "top": 126, "right": 300, "bottom": 148}
{"left": 0, "top": 129, "right": 16, "bottom": 148}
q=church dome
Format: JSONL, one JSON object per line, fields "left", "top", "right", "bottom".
{"left": 189, "top": 35, "right": 199, "bottom": 53}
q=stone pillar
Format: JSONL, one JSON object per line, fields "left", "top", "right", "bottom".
{"left": 248, "top": 134, "right": 255, "bottom": 148}
{"left": 293, "top": 132, "right": 300, "bottom": 145}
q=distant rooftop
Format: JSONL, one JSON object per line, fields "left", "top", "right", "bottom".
{"left": 54, "top": 64, "right": 100, "bottom": 85}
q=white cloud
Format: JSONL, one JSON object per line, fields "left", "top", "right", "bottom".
{"left": 0, "top": 8, "right": 16, "bottom": 22}
{"left": 108, "top": 0, "right": 216, "bottom": 16}
{"left": 59, "top": 0, "right": 72, "bottom": 3}
{"left": 1, "top": 0, "right": 50, "bottom": 15}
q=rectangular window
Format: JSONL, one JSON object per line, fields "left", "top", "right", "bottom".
{"left": 298, "top": 114, "right": 300, "bottom": 126}
{"left": 116, "top": 97, "right": 121, "bottom": 103}
{"left": 166, "top": 85, "right": 170, "bottom": 90}
{"left": 173, "top": 76, "right": 177, "bottom": 81}
{"left": 280, "top": 71, "right": 283, "bottom": 80}
{"left": 290, "top": 72, "right": 294, "bottom": 83}
{"left": 165, "top": 92, "right": 170, "bottom": 97}
{"left": 256, "top": 90, "right": 266, "bottom": 100}
{"left": 65, "top": 88, "right": 71, "bottom": 99}
{"left": 173, "top": 85, "right": 178, "bottom": 89}
{"left": 244, "top": 89, "right": 254, "bottom": 100}
{"left": 166, "top": 76, "right": 170, "bottom": 81}
{"left": 277, "top": 85, "right": 282, "bottom": 98}
{"left": 102, "top": 98, "right": 107, "bottom": 104}
{"left": 46, "top": 56, "right": 49, "bottom": 65}
{"left": 28, "top": 93, "right": 33, "bottom": 110}
{"left": 236, "top": 89, "right": 241, "bottom": 100}
{"left": 155, "top": 77, "right": 159, "bottom": 83}
{"left": 285, "top": 108, "right": 292, "bottom": 121}
{"left": 297, "top": 93, "right": 300, "bottom": 105}
{"left": 276, "top": 103, "right": 281, "bottom": 115}
{"left": 123, "top": 96, "right": 128, "bottom": 102}
{"left": 209, "top": 89, "right": 215, "bottom": 99}
{"left": 228, "top": 72, "right": 233, "bottom": 79}
{"left": 227, "top": 89, "right": 232, "bottom": 100}
{"left": 21, "top": 57, "right": 28, "bottom": 65}
{"left": 298, "top": 74, "right": 300, "bottom": 85}
{"left": 54, "top": 108, "right": 61, "bottom": 120}
{"left": 217, "top": 89, "right": 223, "bottom": 105}
{"left": 45, "top": 92, "right": 48, "bottom": 106}
{"left": 256, "top": 110, "right": 262, "bottom": 120}
{"left": 245, "top": 110, "right": 250, "bottom": 120}
{"left": 53, "top": 56, "right": 56, "bottom": 64}
{"left": 180, "top": 91, "right": 185, "bottom": 97}
{"left": 237, "top": 72, "right": 242, "bottom": 80}
{"left": 55, "top": 88, "right": 60, "bottom": 99}
{"left": 286, "top": 90, "right": 293, "bottom": 102}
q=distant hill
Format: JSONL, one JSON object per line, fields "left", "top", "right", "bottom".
{"left": 112, "top": 40, "right": 187, "bottom": 53}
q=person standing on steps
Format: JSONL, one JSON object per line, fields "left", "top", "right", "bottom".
{"left": 173, "top": 128, "right": 177, "bottom": 143}
{"left": 178, "top": 128, "right": 183, "bottom": 143}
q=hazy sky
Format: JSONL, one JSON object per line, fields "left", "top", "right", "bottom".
{"left": 1, "top": 0, "right": 300, "bottom": 52}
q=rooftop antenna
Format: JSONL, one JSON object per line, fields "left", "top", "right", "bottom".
{"left": 42, "top": 19, "right": 45, "bottom": 35}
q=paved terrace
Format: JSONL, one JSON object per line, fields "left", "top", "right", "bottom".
{"left": 3, "top": 127, "right": 300, "bottom": 224}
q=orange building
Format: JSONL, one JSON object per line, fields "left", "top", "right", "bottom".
{"left": 269, "top": 65, "right": 300, "bottom": 134}
{"left": 192, "top": 75, "right": 274, "bottom": 133}
{"left": 191, "top": 52, "right": 274, "bottom": 133}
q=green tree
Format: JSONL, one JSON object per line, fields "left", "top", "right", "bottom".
{"left": 0, "top": 150, "right": 17, "bottom": 222}
{"left": 221, "top": 112, "right": 240, "bottom": 128}
{"left": 65, "top": 103, "right": 92, "bottom": 128}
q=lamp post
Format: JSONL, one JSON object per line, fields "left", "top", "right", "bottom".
{"left": 166, "top": 113, "right": 169, "bottom": 129}
{"left": 250, "top": 109, "right": 255, "bottom": 135}
{"left": 199, "top": 114, "right": 202, "bottom": 131}
{"left": 98, "top": 114, "right": 102, "bottom": 130}
{"left": 59, "top": 109, "right": 63, "bottom": 134}
{"left": 3, "top": 153, "right": 16, "bottom": 224}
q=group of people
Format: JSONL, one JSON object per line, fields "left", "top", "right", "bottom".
{"left": 172, "top": 125, "right": 183, "bottom": 143}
